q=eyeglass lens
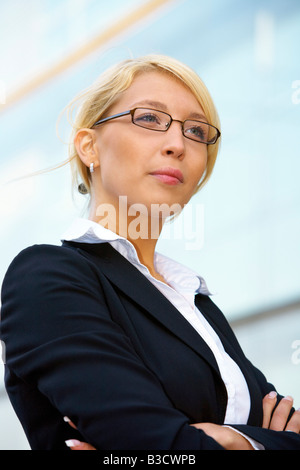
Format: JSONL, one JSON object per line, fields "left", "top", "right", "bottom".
{"left": 132, "top": 108, "right": 218, "bottom": 144}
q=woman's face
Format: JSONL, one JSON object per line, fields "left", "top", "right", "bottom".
{"left": 91, "top": 71, "right": 208, "bottom": 215}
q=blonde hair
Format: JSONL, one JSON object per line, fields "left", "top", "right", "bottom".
{"left": 65, "top": 54, "right": 221, "bottom": 196}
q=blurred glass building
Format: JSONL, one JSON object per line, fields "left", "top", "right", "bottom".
{"left": 0, "top": 0, "right": 299, "bottom": 449}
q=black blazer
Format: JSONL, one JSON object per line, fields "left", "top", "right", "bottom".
{"left": 1, "top": 241, "right": 299, "bottom": 450}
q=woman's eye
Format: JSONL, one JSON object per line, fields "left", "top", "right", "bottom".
{"left": 185, "top": 124, "right": 207, "bottom": 140}
{"left": 138, "top": 113, "right": 160, "bottom": 123}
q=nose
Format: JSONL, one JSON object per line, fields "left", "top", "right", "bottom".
{"left": 161, "top": 120, "right": 185, "bottom": 159}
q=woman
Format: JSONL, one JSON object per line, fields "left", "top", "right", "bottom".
{"left": 1, "top": 55, "right": 299, "bottom": 450}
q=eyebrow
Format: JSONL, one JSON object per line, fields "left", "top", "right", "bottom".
{"left": 131, "top": 100, "right": 168, "bottom": 111}
{"left": 189, "top": 111, "right": 208, "bottom": 122}
{"left": 131, "top": 100, "right": 208, "bottom": 122}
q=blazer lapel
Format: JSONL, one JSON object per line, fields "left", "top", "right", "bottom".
{"left": 64, "top": 241, "right": 221, "bottom": 377}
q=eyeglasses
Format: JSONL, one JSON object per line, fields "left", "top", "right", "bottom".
{"left": 92, "top": 107, "right": 220, "bottom": 145}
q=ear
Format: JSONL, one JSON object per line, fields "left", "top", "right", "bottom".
{"left": 74, "top": 129, "right": 99, "bottom": 170}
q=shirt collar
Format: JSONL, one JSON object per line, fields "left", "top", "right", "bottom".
{"left": 61, "top": 218, "right": 211, "bottom": 296}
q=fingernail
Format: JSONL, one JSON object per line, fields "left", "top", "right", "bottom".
{"left": 65, "top": 439, "right": 82, "bottom": 448}
{"left": 283, "top": 395, "right": 294, "bottom": 402}
{"left": 268, "top": 391, "right": 277, "bottom": 398}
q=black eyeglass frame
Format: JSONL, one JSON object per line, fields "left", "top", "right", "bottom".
{"left": 92, "top": 108, "right": 221, "bottom": 145}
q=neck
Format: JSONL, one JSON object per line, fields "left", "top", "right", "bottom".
{"left": 89, "top": 198, "right": 167, "bottom": 282}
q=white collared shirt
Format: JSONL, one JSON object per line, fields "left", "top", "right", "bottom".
{"left": 62, "top": 218, "right": 252, "bottom": 427}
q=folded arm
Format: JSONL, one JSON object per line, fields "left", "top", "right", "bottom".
{"left": 1, "top": 245, "right": 223, "bottom": 450}
{"left": 2, "top": 245, "right": 300, "bottom": 450}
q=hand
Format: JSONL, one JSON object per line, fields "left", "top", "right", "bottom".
{"left": 64, "top": 417, "right": 253, "bottom": 451}
{"left": 190, "top": 422, "right": 253, "bottom": 450}
{"left": 262, "top": 392, "right": 300, "bottom": 433}
{"left": 65, "top": 439, "right": 96, "bottom": 450}
{"left": 64, "top": 417, "right": 96, "bottom": 450}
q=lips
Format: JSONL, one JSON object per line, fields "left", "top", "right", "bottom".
{"left": 150, "top": 167, "right": 184, "bottom": 185}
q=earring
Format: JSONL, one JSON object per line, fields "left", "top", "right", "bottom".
{"left": 78, "top": 183, "right": 88, "bottom": 194}
{"left": 90, "top": 162, "right": 94, "bottom": 173}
